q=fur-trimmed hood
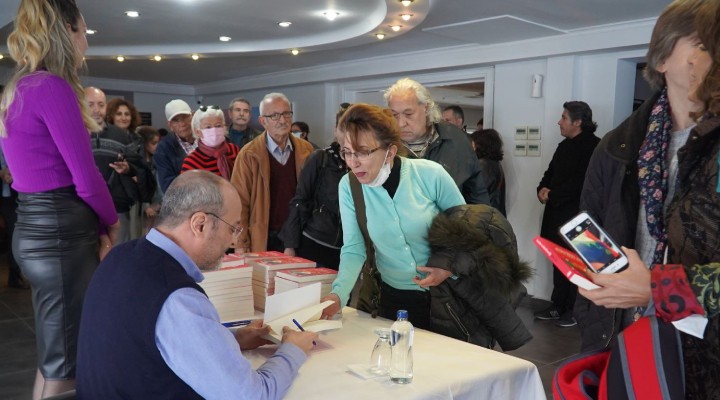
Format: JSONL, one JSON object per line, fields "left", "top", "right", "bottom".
{"left": 427, "top": 204, "right": 532, "bottom": 295}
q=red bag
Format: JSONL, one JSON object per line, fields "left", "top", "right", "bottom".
{"left": 553, "top": 316, "right": 684, "bottom": 400}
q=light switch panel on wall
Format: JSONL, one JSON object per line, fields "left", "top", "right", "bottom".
{"left": 527, "top": 126, "right": 541, "bottom": 140}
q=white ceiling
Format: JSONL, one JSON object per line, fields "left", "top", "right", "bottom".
{"left": 0, "top": 0, "right": 670, "bottom": 86}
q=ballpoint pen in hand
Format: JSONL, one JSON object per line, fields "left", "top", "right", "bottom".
{"left": 292, "top": 318, "right": 317, "bottom": 345}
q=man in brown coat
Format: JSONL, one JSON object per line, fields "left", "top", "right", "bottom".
{"left": 231, "top": 93, "right": 314, "bottom": 252}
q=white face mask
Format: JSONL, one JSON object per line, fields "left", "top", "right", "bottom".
{"left": 201, "top": 127, "right": 226, "bottom": 147}
{"left": 291, "top": 131, "right": 304, "bottom": 138}
{"left": 367, "top": 148, "right": 391, "bottom": 188}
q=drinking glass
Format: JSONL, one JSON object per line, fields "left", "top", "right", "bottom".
{"left": 369, "top": 327, "right": 392, "bottom": 376}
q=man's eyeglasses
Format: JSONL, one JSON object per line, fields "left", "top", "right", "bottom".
{"left": 339, "top": 146, "right": 383, "bottom": 161}
{"left": 199, "top": 105, "right": 221, "bottom": 112}
{"left": 262, "top": 111, "right": 294, "bottom": 121}
{"left": 205, "top": 212, "right": 243, "bottom": 239}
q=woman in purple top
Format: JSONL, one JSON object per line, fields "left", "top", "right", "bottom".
{"left": 0, "top": 0, "right": 119, "bottom": 397}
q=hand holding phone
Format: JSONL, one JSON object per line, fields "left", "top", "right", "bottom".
{"left": 559, "top": 212, "right": 627, "bottom": 274}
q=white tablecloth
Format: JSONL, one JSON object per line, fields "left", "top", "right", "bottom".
{"left": 243, "top": 307, "right": 546, "bottom": 400}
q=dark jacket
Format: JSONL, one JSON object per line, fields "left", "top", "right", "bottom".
{"left": 154, "top": 133, "right": 188, "bottom": 193}
{"left": 666, "top": 116, "right": 720, "bottom": 398}
{"left": 77, "top": 238, "right": 204, "bottom": 399}
{"left": 91, "top": 125, "right": 156, "bottom": 213}
{"left": 426, "top": 204, "right": 533, "bottom": 351}
{"left": 478, "top": 158, "right": 505, "bottom": 216}
{"left": 574, "top": 92, "right": 660, "bottom": 352}
{"left": 420, "top": 122, "right": 490, "bottom": 205}
{"left": 228, "top": 125, "right": 261, "bottom": 150}
{"left": 279, "top": 143, "right": 348, "bottom": 249}
{"left": 538, "top": 130, "right": 600, "bottom": 246}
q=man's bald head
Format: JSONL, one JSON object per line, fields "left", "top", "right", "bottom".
{"left": 84, "top": 87, "right": 107, "bottom": 127}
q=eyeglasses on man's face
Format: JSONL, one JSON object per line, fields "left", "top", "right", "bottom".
{"left": 339, "top": 146, "right": 383, "bottom": 161}
{"left": 262, "top": 111, "right": 294, "bottom": 121}
{"left": 204, "top": 212, "right": 243, "bottom": 239}
{"left": 199, "top": 105, "right": 221, "bottom": 112}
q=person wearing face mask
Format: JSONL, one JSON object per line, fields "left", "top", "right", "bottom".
{"left": 291, "top": 121, "right": 320, "bottom": 149}
{"left": 319, "top": 104, "right": 465, "bottom": 329}
{"left": 181, "top": 106, "right": 240, "bottom": 180}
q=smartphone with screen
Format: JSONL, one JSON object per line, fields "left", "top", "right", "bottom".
{"left": 558, "top": 212, "right": 628, "bottom": 274}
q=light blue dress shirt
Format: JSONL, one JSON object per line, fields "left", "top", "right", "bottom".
{"left": 331, "top": 158, "right": 466, "bottom": 306}
{"left": 266, "top": 133, "right": 294, "bottom": 165}
{"left": 149, "top": 229, "right": 307, "bottom": 399}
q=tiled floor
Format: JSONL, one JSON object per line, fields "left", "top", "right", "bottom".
{"left": 0, "top": 255, "right": 578, "bottom": 399}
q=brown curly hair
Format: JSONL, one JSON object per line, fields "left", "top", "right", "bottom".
{"left": 106, "top": 98, "right": 141, "bottom": 132}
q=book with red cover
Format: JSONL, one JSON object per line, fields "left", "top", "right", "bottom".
{"left": 275, "top": 267, "right": 337, "bottom": 283}
{"left": 533, "top": 236, "right": 601, "bottom": 290}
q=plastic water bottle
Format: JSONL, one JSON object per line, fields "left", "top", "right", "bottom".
{"left": 389, "top": 309, "right": 414, "bottom": 384}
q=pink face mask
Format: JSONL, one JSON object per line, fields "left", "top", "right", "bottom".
{"left": 201, "top": 127, "right": 226, "bottom": 147}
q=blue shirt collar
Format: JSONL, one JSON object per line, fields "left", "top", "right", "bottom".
{"left": 266, "top": 133, "right": 293, "bottom": 156}
{"left": 146, "top": 228, "right": 204, "bottom": 283}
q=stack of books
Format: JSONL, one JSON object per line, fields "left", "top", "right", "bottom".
{"left": 274, "top": 267, "right": 337, "bottom": 298}
{"left": 198, "top": 254, "right": 254, "bottom": 323}
{"left": 249, "top": 256, "right": 317, "bottom": 311}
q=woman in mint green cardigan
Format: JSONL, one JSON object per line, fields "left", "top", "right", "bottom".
{"left": 321, "top": 104, "right": 465, "bottom": 328}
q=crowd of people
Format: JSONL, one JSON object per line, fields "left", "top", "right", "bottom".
{"left": 0, "top": 0, "right": 718, "bottom": 398}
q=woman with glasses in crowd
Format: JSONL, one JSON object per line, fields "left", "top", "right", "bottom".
{"left": 181, "top": 105, "right": 240, "bottom": 180}
{"left": 280, "top": 104, "right": 351, "bottom": 270}
{"left": 320, "top": 104, "right": 465, "bottom": 328}
{"left": 0, "top": 0, "right": 119, "bottom": 396}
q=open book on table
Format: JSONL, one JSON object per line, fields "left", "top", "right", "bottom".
{"left": 533, "top": 236, "right": 601, "bottom": 290}
{"left": 262, "top": 282, "right": 342, "bottom": 344}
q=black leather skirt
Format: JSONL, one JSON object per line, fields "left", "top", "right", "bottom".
{"left": 13, "top": 186, "right": 99, "bottom": 379}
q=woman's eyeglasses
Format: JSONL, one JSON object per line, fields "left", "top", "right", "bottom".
{"left": 339, "top": 146, "right": 383, "bottom": 161}
{"left": 199, "top": 105, "right": 221, "bottom": 112}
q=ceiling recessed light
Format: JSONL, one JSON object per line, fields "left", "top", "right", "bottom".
{"left": 116, "top": 55, "right": 125, "bottom": 62}
{"left": 400, "top": 13, "right": 413, "bottom": 21}
{"left": 323, "top": 11, "right": 340, "bottom": 21}
{"left": 219, "top": 36, "right": 231, "bottom": 42}
{"left": 153, "top": 55, "right": 162, "bottom": 62}
{"left": 291, "top": 49, "right": 300, "bottom": 56}
{"left": 400, "top": 0, "right": 414, "bottom": 6}
{"left": 278, "top": 21, "right": 292, "bottom": 28}
{"left": 191, "top": 54, "right": 200, "bottom": 61}
{"left": 390, "top": 25, "right": 401, "bottom": 32}
{"left": 375, "top": 33, "right": 386, "bottom": 40}
{"left": 86, "top": 29, "right": 96, "bottom": 35}
{"left": 124, "top": 11, "right": 139, "bottom": 18}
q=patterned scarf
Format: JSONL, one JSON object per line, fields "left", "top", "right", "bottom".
{"left": 197, "top": 141, "right": 231, "bottom": 180}
{"left": 637, "top": 87, "right": 672, "bottom": 264}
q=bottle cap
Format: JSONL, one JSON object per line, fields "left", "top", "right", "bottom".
{"left": 397, "top": 310, "right": 408, "bottom": 319}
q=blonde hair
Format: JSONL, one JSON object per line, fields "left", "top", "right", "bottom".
{"left": 0, "top": 0, "right": 99, "bottom": 137}
{"left": 384, "top": 77, "right": 442, "bottom": 125}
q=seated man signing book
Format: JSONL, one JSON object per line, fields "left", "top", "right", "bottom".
{"left": 76, "top": 170, "right": 317, "bottom": 400}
